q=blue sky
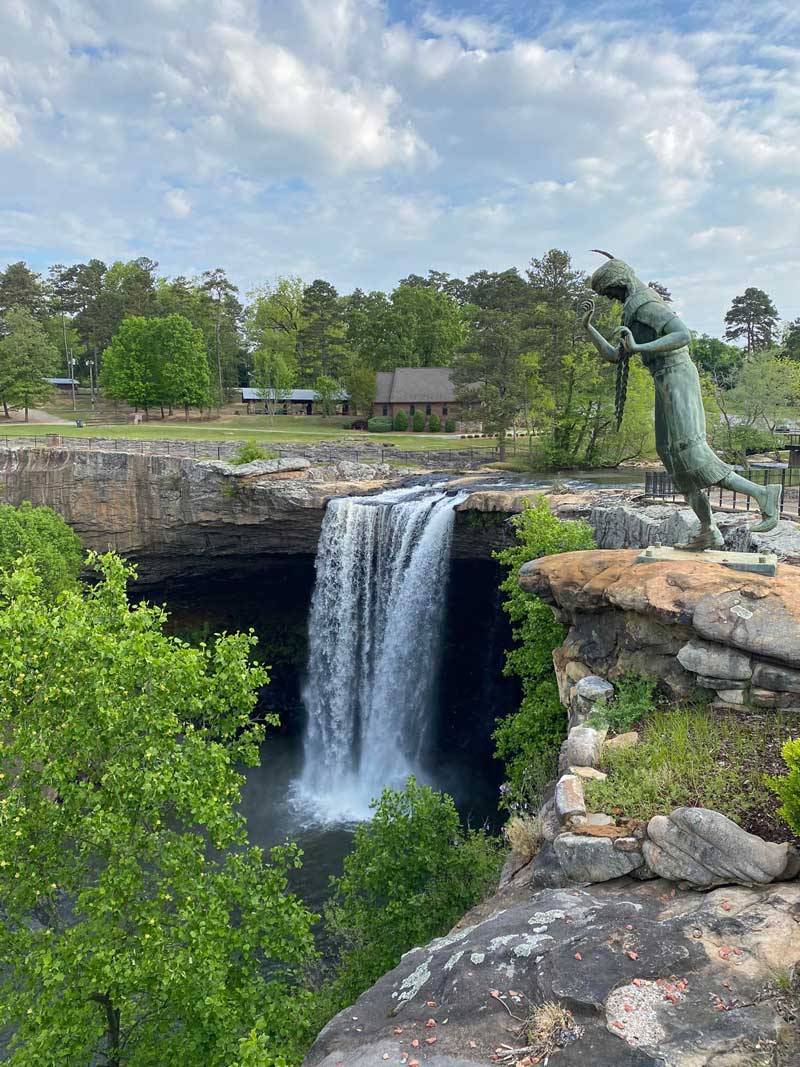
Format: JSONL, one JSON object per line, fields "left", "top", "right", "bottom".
{"left": 1, "top": 0, "right": 799, "bottom": 334}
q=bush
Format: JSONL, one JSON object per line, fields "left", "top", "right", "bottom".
{"left": 412, "top": 411, "right": 425, "bottom": 432}
{"left": 444, "top": 418, "right": 456, "bottom": 433}
{"left": 769, "top": 737, "right": 800, "bottom": 834}
{"left": 321, "top": 777, "right": 501, "bottom": 1016}
{"left": 428, "top": 413, "right": 441, "bottom": 432}
{"left": 585, "top": 706, "right": 782, "bottom": 825}
{"left": 587, "top": 674, "right": 658, "bottom": 733}
{"left": 392, "top": 409, "right": 408, "bottom": 431}
{"left": 493, "top": 497, "right": 595, "bottom": 812}
{"left": 231, "top": 442, "right": 276, "bottom": 465}
{"left": 0, "top": 501, "right": 83, "bottom": 600}
{"left": 368, "top": 416, "right": 393, "bottom": 433}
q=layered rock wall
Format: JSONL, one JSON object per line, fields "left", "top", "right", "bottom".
{"left": 520, "top": 548, "right": 800, "bottom": 709}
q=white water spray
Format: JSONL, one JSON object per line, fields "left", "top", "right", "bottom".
{"left": 296, "top": 485, "right": 466, "bottom": 821}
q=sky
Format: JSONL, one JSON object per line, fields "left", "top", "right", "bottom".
{"left": 1, "top": 0, "right": 799, "bottom": 335}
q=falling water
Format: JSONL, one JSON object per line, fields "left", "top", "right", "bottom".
{"left": 295, "top": 485, "right": 466, "bottom": 821}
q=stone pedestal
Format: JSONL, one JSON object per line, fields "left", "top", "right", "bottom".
{"left": 636, "top": 544, "right": 778, "bottom": 576}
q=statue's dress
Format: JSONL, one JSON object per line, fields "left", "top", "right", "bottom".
{"left": 624, "top": 288, "right": 731, "bottom": 494}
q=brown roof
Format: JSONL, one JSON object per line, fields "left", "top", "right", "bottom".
{"left": 374, "top": 367, "right": 455, "bottom": 404}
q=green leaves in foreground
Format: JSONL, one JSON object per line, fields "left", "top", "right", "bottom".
{"left": 320, "top": 778, "right": 502, "bottom": 1018}
{"left": 769, "top": 737, "right": 800, "bottom": 836}
{"left": 0, "top": 553, "right": 315, "bottom": 1067}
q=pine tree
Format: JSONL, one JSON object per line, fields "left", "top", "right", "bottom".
{"left": 723, "top": 287, "right": 779, "bottom": 354}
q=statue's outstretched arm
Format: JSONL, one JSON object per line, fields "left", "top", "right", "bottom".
{"left": 578, "top": 299, "right": 618, "bottom": 363}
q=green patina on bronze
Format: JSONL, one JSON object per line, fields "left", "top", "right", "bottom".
{"left": 578, "top": 253, "right": 781, "bottom": 551}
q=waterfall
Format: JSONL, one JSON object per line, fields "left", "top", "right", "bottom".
{"left": 295, "top": 485, "right": 466, "bottom": 822}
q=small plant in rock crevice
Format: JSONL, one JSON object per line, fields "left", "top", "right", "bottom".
{"left": 587, "top": 673, "right": 659, "bottom": 733}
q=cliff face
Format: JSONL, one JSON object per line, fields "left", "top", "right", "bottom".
{"left": 0, "top": 448, "right": 400, "bottom": 584}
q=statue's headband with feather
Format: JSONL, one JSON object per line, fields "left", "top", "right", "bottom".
{"left": 588, "top": 249, "right": 640, "bottom": 298}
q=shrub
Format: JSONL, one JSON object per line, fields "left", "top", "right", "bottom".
{"left": 392, "top": 409, "right": 408, "bottom": 431}
{"left": 0, "top": 501, "right": 83, "bottom": 601}
{"left": 321, "top": 777, "right": 501, "bottom": 1015}
{"left": 428, "top": 413, "right": 441, "bottom": 432}
{"left": 769, "top": 737, "right": 800, "bottom": 835}
{"left": 367, "top": 416, "right": 393, "bottom": 433}
{"left": 231, "top": 442, "right": 276, "bottom": 465}
{"left": 493, "top": 497, "right": 595, "bottom": 812}
{"left": 444, "top": 418, "right": 456, "bottom": 433}
{"left": 412, "top": 411, "right": 425, "bottom": 432}
{"left": 587, "top": 674, "right": 658, "bottom": 733}
{"left": 585, "top": 706, "right": 782, "bottom": 825}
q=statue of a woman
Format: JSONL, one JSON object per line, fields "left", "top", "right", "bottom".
{"left": 579, "top": 252, "right": 780, "bottom": 549}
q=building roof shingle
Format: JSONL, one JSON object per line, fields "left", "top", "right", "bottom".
{"left": 374, "top": 367, "right": 455, "bottom": 404}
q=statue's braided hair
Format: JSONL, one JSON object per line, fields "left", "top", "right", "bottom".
{"left": 615, "top": 340, "right": 630, "bottom": 431}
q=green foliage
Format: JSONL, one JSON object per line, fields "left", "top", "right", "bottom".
{"left": 444, "top": 417, "right": 456, "bottom": 433}
{"left": 0, "top": 307, "right": 58, "bottom": 418}
{"left": 314, "top": 374, "right": 340, "bottom": 416}
{"left": 392, "top": 409, "right": 408, "bottom": 431}
{"left": 585, "top": 707, "right": 781, "bottom": 824}
{"left": 587, "top": 674, "right": 658, "bottom": 733}
{"left": 368, "top": 416, "right": 393, "bottom": 433}
{"left": 101, "top": 313, "right": 210, "bottom": 413}
{"left": 428, "top": 412, "right": 441, "bottom": 432}
{"left": 0, "top": 501, "right": 83, "bottom": 600}
{"left": 231, "top": 442, "right": 277, "bottom": 465}
{"left": 344, "top": 364, "right": 376, "bottom": 415}
{"left": 321, "top": 777, "right": 501, "bottom": 1015}
{"left": 412, "top": 410, "right": 425, "bottom": 432}
{"left": 768, "top": 737, "right": 800, "bottom": 835}
{"left": 493, "top": 497, "right": 595, "bottom": 811}
{"left": 0, "top": 553, "right": 316, "bottom": 1066}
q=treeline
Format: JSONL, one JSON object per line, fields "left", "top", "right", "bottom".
{"left": 1, "top": 254, "right": 798, "bottom": 461}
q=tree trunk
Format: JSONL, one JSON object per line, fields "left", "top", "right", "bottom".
{"left": 91, "top": 993, "right": 121, "bottom": 1067}
{"left": 24, "top": 405, "right": 29, "bottom": 423}
{"left": 160, "top": 404, "right": 165, "bottom": 419}
{"left": 498, "top": 434, "right": 506, "bottom": 460}
{"left": 2, "top": 398, "right": 9, "bottom": 418}
{"left": 184, "top": 404, "right": 189, "bottom": 421}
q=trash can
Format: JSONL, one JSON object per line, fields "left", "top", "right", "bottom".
{"left": 75, "top": 420, "right": 84, "bottom": 428}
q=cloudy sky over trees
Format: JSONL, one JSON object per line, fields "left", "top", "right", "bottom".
{"left": 1, "top": 0, "right": 798, "bottom": 333}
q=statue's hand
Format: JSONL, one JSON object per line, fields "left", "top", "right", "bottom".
{"left": 578, "top": 299, "right": 595, "bottom": 329}
{"left": 615, "top": 326, "right": 638, "bottom": 353}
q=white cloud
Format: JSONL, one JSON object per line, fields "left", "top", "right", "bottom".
{"left": 164, "top": 189, "right": 192, "bottom": 218}
{"left": 0, "top": 93, "right": 21, "bottom": 148}
{"left": 0, "top": 0, "right": 799, "bottom": 335}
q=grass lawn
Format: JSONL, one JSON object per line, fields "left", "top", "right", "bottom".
{"left": 0, "top": 415, "right": 498, "bottom": 452}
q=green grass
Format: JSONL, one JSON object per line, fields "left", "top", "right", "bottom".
{"left": 0, "top": 416, "right": 497, "bottom": 452}
{"left": 584, "top": 706, "right": 786, "bottom": 828}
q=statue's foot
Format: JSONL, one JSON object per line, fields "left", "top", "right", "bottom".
{"left": 750, "top": 483, "right": 781, "bottom": 533}
{"left": 674, "top": 527, "right": 725, "bottom": 551}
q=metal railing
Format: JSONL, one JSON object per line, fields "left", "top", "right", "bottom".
{"left": 645, "top": 466, "right": 800, "bottom": 517}
{"left": 0, "top": 435, "right": 500, "bottom": 470}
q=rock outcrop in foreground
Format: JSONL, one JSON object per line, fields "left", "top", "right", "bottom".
{"left": 519, "top": 548, "right": 800, "bottom": 706}
{"left": 306, "top": 877, "right": 800, "bottom": 1066}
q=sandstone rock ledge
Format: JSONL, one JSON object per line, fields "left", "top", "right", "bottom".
{"left": 519, "top": 548, "right": 800, "bottom": 705}
{"left": 304, "top": 877, "right": 800, "bottom": 1067}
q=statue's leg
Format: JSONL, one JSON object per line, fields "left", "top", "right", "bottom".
{"left": 719, "top": 472, "right": 781, "bottom": 533}
{"left": 674, "top": 489, "right": 725, "bottom": 551}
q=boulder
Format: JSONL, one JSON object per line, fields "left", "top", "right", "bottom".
{"left": 752, "top": 660, "right": 800, "bottom": 693}
{"left": 574, "top": 675, "right": 615, "bottom": 704}
{"left": 553, "top": 833, "right": 643, "bottom": 882}
{"left": 695, "top": 675, "right": 748, "bottom": 690}
{"left": 564, "top": 725, "right": 607, "bottom": 769}
{"left": 676, "top": 638, "right": 752, "bottom": 681}
{"left": 570, "top": 766, "right": 607, "bottom": 781}
{"left": 554, "top": 774, "right": 586, "bottom": 825}
{"left": 604, "top": 731, "right": 639, "bottom": 752}
{"left": 304, "top": 879, "right": 800, "bottom": 1067}
{"left": 537, "top": 797, "right": 561, "bottom": 842}
{"left": 693, "top": 587, "right": 800, "bottom": 668}
{"left": 714, "top": 688, "right": 746, "bottom": 705}
{"left": 643, "top": 807, "right": 794, "bottom": 887}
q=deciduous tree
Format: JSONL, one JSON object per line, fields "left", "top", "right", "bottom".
{"left": 0, "top": 553, "right": 316, "bottom": 1066}
{"left": 0, "top": 308, "right": 58, "bottom": 420}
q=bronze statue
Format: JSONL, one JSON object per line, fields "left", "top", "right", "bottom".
{"left": 579, "top": 252, "right": 780, "bottom": 549}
